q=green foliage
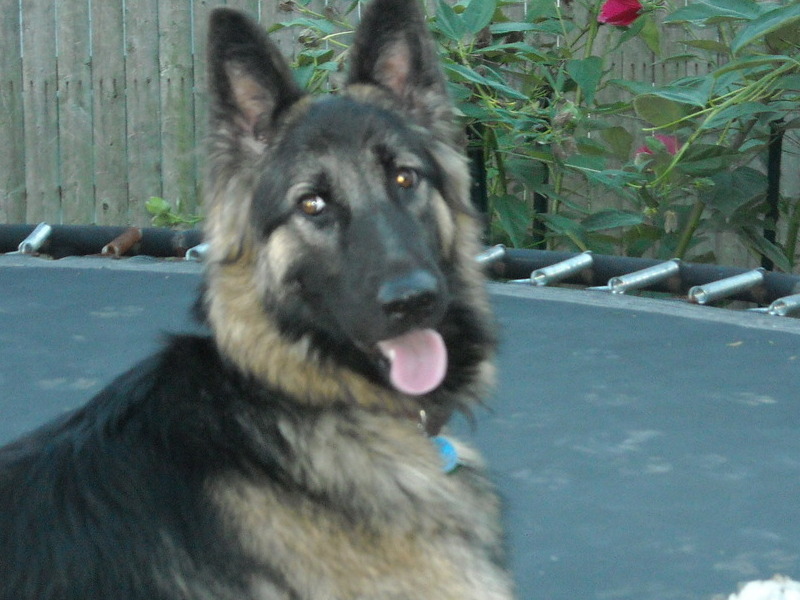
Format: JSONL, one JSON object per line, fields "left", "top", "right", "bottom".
{"left": 273, "top": 0, "right": 800, "bottom": 269}
{"left": 146, "top": 197, "right": 203, "bottom": 228}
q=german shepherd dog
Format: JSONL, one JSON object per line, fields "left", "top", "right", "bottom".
{"left": 0, "top": 1, "right": 514, "bottom": 598}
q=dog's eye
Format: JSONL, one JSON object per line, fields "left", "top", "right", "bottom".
{"left": 298, "top": 194, "right": 327, "bottom": 216}
{"left": 394, "top": 168, "right": 418, "bottom": 189}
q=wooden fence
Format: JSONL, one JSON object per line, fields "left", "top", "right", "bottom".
{"left": 1, "top": 0, "right": 798, "bottom": 235}
{"left": 1, "top": 0, "right": 305, "bottom": 226}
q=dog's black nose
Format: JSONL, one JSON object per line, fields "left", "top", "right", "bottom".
{"left": 378, "top": 269, "right": 440, "bottom": 321}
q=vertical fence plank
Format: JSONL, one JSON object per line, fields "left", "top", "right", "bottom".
{"left": 125, "top": 0, "right": 163, "bottom": 226}
{"left": 57, "top": 0, "right": 94, "bottom": 224}
{"left": 0, "top": 0, "right": 26, "bottom": 223}
{"left": 260, "top": 0, "right": 295, "bottom": 56}
{"left": 228, "top": 0, "right": 259, "bottom": 17}
{"left": 192, "top": 0, "right": 215, "bottom": 193}
{"left": 159, "top": 0, "right": 197, "bottom": 216}
{"left": 21, "top": 0, "right": 60, "bottom": 222}
{"left": 92, "top": 0, "right": 128, "bottom": 225}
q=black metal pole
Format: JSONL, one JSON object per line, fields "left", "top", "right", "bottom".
{"left": 762, "top": 119, "right": 784, "bottom": 271}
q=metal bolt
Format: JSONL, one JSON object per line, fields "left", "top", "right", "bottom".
{"left": 607, "top": 259, "right": 680, "bottom": 294}
{"left": 687, "top": 268, "right": 765, "bottom": 305}
{"left": 185, "top": 242, "right": 209, "bottom": 262}
{"left": 18, "top": 223, "right": 52, "bottom": 254}
{"left": 475, "top": 244, "right": 506, "bottom": 266}
{"left": 766, "top": 293, "right": 800, "bottom": 316}
{"left": 530, "top": 251, "right": 594, "bottom": 286}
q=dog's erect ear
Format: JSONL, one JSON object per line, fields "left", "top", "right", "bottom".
{"left": 207, "top": 8, "right": 304, "bottom": 146}
{"left": 347, "top": 0, "right": 458, "bottom": 142}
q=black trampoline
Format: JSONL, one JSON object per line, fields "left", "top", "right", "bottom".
{"left": 2, "top": 252, "right": 800, "bottom": 599}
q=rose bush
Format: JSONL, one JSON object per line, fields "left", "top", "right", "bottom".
{"left": 276, "top": 0, "right": 800, "bottom": 269}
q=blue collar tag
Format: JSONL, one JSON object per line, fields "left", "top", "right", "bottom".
{"left": 432, "top": 435, "right": 460, "bottom": 473}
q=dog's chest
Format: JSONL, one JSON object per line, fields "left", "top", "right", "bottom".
{"left": 210, "top": 449, "right": 511, "bottom": 600}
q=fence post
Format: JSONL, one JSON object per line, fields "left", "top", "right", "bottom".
{"left": 0, "top": 0, "right": 26, "bottom": 223}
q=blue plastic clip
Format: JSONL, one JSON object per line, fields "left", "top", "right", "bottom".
{"left": 432, "top": 436, "right": 460, "bottom": 474}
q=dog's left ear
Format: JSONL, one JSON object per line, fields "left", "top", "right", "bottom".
{"left": 347, "top": 0, "right": 457, "bottom": 143}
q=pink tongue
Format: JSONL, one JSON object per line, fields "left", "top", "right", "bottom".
{"left": 377, "top": 329, "right": 448, "bottom": 396}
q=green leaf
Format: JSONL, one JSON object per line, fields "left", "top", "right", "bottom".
{"left": 566, "top": 56, "right": 603, "bottom": 105}
{"left": 713, "top": 54, "right": 791, "bottom": 76}
{"left": 637, "top": 15, "right": 661, "bottom": 56}
{"left": 489, "top": 22, "right": 560, "bottom": 35}
{"left": 766, "top": 14, "right": 800, "bottom": 52}
{"left": 644, "top": 81, "right": 711, "bottom": 106}
{"left": 146, "top": 196, "right": 170, "bottom": 215}
{"left": 618, "top": 15, "right": 647, "bottom": 45}
{"left": 741, "top": 227, "right": 792, "bottom": 273}
{"left": 661, "top": 53, "right": 702, "bottom": 64}
{"left": 492, "top": 194, "right": 531, "bottom": 248}
{"left": 462, "top": 0, "right": 497, "bottom": 34}
{"left": 676, "top": 144, "right": 740, "bottom": 176}
{"left": 292, "top": 64, "right": 316, "bottom": 89}
{"left": 444, "top": 63, "right": 529, "bottom": 100}
{"left": 435, "top": 0, "right": 466, "bottom": 41}
{"left": 576, "top": 137, "right": 610, "bottom": 157}
{"left": 664, "top": 0, "right": 764, "bottom": 26}
{"left": 731, "top": 3, "right": 800, "bottom": 55}
{"left": 564, "top": 153, "right": 607, "bottom": 172}
{"left": 702, "top": 102, "right": 778, "bottom": 129}
{"left": 457, "top": 101, "right": 492, "bottom": 120}
{"left": 525, "top": 0, "right": 560, "bottom": 21}
{"left": 600, "top": 126, "right": 633, "bottom": 160}
{"left": 608, "top": 80, "right": 653, "bottom": 97}
{"left": 633, "top": 95, "right": 693, "bottom": 127}
{"left": 681, "top": 39, "right": 731, "bottom": 54}
{"left": 296, "top": 48, "right": 335, "bottom": 63}
{"left": 623, "top": 224, "right": 664, "bottom": 257}
{"left": 706, "top": 167, "right": 767, "bottom": 217}
{"left": 474, "top": 41, "right": 547, "bottom": 57}
{"left": 582, "top": 209, "right": 645, "bottom": 232}
{"left": 539, "top": 213, "right": 589, "bottom": 250}
{"left": 505, "top": 159, "right": 548, "bottom": 190}
{"left": 585, "top": 169, "right": 646, "bottom": 190}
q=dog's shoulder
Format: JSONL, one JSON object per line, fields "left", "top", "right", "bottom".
{"left": 0, "top": 334, "right": 295, "bottom": 599}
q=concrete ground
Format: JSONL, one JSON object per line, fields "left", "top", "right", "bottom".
{"left": 2, "top": 254, "right": 800, "bottom": 599}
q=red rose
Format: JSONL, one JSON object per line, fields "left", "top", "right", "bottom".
{"left": 636, "top": 134, "right": 681, "bottom": 156}
{"left": 598, "top": 0, "right": 643, "bottom": 27}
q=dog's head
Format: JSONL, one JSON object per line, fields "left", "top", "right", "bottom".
{"left": 204, "top": 0, "right": 495, "bottom": 432}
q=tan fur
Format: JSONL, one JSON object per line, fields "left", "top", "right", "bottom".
{"left": 210, "top": 411, "right": 512, "bottom": 600}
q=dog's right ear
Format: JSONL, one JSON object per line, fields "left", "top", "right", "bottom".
{"left": 207, "top": 8, "right": 304, "bottom": 147}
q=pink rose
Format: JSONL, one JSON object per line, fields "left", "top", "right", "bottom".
{"left": 598, "top": 0, "right": 643, "bottom": 27}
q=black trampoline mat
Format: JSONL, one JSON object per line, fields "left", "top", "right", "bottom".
{"left": 2, "top": 255, "right": 800, "bottom": 599}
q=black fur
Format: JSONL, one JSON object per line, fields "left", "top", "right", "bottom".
{"left": 1, "top": 337, "right": 269, "bottom": 598}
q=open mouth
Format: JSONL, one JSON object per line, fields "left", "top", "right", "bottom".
{"left": 376, "top": 328, "right": 448, "bottom": 396}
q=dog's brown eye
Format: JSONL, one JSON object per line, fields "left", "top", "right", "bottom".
{"left": 298, "top": 194, "right": 326, "bottom": 216}
{"left": 395, "top": 168, "right": 417, "bottom": 189}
